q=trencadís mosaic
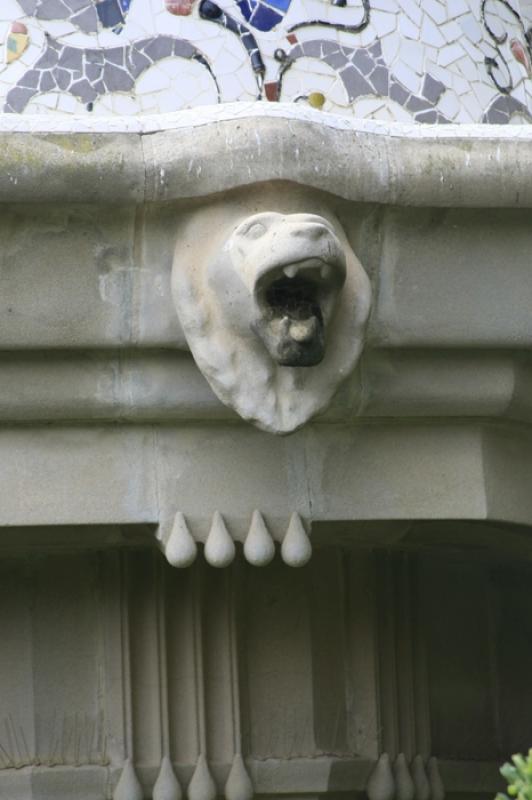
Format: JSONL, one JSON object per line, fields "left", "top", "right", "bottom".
{"left": 0, "top": 0, "right": 531, "bottom": 122}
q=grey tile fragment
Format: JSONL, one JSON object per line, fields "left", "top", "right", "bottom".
{"left": 128, "top": 48, "right": 152, "bottom": 78}
{"left": 406, "top": 94, "right": 431, "bottom": 112}
{"left": 422, "top": 73, "right": 445, "bottom": 104}
{"left": 85, "top": 49, "right": 105, "bottom": 66}
{"left": 142, "top": 37, "right": 174, "bottom": 61}
{"left": 320, "top": 40, "right": 341, "bottom": 56}
{"left": 415, "top": 110, "right": 438, "bottom": 123}
{"left": 19, "top": 0, "right": 100, "bottom": 31}
{"left": 19, "top": 70, "right": 40, "bottom": 89}
{"left": 390, "top": 80, "right": 409, "bottom": 104}
{"left": 482, "top": 94, "right": 532, "bottom": 123}
{"left": 106, "top": 48, "right": 126, "bottom": 67}
{"left": 300, "top": 41, "right": 323, "bottom": 59}
{"left": 369, "top": 65, "right": 389, "bottom": 94}
{"left": 40, "top": 71, "right": 57, "bottom": 92}
{"left": 174, "top": 41, "right": 197, "bottom": 58}
{"left": 70, "top": 7, "right": 98, "bottom": 32}
{"left": 37, "top": 0, "right": 70, "bottom": 20}
{"left": 340, "top": 65, "right": 373, "bottom": 100}
{"left": 17, "top": 0, "right": 39, "bottom": 13}
{"left": 4, "top": 87, "right": 37, "bottom": 113}
{"left": 353, "top": 49, "right": 374, "bottom": 75}
{"left": 326, "top": 50, "right": 349, "bottom": 70}
{"left": 485, "top": 108, "right": 509, "bottom": 122}
{"left": 70, "top": 79, "right": 98, "bottom": 104}
{"left": 91, "top": 79, "right": 106, "bottom": 95}
{"left": 58, "top": 48, "right": 83, "bottom": 72}
{"left": 64, "top": 0, "right": 92, "bottom": 11}
{"left": 368, "top": 40, "right": 383, "bottom": 63}
{"left": 55, "top": 68, "right": 72, "bottom": 91}
{"left": 35, "top": 40, "right": 61, "bottom": 69}
{"left": 85, "top": 62, "right": 103, "bottom": 82}
{"left": 103, "top": 63, "right": 134, "bottom": 92}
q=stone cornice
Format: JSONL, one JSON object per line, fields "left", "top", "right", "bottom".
{"left": 1, "top": 103, "right": 532, "bottom": 206}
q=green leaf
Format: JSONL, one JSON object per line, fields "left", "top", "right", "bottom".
{"left": 502, "top": 764, "right": 519, "bottom": 783}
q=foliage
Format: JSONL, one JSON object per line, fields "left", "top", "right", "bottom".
{"left": 497, "top": 751, "right": 532, "bottom": 800}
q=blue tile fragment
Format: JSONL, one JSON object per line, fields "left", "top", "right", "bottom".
{"left": 237, "top": 0, "right": 291, "bottom": 31}
{"left": 96, "top": 0, "right": 132, "bottom": 30}
{"left": 249, "top": 4, "right": 283, "bottom": 31}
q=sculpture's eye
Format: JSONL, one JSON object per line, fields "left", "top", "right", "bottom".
{"left": 245, "top": 222, "right": 267, "bottom": 239}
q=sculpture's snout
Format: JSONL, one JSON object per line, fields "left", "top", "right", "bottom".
{"left": 287, "top": 217, "right": 336, "bottom": 242}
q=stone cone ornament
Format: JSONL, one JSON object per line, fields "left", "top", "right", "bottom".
{"left": 281, "top": 513, "right": 312, "bottom": 567}
{"left": 154, "top": 755, "right": 182, "bottom": 800}
{"left": 367, "top": 754, "right": 395, "bottom": 800}
{"left": 113, "top": 758, "right": 144, "bottom": 800}
{"left": 224, "top": 753, "right": 254, "bottom": 800}
{"left": 188, "top": 754, "right": 217, "bottom": 800}
{"left": 394, "top": 753, "right": 415, "bottom": 800}
{"left": 428, "top": 757, "right": 445, "bottom": 800}
{"left": 412, "top": 756, "right": 431, "bottom": 800}
{"left": 165, "top": 513, "right": 197, "bottom": 568}
{"left": 204, "top": 512, "right": 235, "bottom": 568}
{"left": 243, "top": 511, "right": 275, "bottom": 566}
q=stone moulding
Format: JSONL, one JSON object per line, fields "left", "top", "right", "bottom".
{"left": 1, "top": 103, "right": 532, "bottom": 206}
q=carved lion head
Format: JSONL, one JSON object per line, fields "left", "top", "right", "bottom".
{"left": 172, "top": 202, "right": 371, "bottom": 434}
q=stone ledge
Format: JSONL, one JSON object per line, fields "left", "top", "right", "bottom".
{"left": 0, "top": 104, "right": 532, "bottom": 206}
{"left": 0, "top": 349, "right": 525, "bottom": 425}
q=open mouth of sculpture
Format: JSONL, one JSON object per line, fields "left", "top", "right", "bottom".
{"left": 254, "top": 257, "right": 343, "bottom": 367}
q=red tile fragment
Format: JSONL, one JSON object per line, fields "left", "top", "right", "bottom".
{"left": 164, "top": 0, "right": 195, "bottom": 15}
{"left": 11, "top": 21, "right": 28, "bottom": 34}
{"left": 264, "top": 82, "right": 279, "bottom": 101}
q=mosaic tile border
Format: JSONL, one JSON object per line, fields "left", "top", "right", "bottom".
{"left": 3, "top": 100, "right": 532, "bottom": 135}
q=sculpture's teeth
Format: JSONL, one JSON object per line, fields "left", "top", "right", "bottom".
{"left": 320, "top": 264, "right": 332, "bottom": 280}
{"left": 283, "top": 264, "right": 298, "bottom": 278}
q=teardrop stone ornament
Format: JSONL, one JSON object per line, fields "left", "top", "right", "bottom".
{"left": 154, "top": 755, "right": 182, "bottom": 800}
{"left": 204, "top": 512, "right": 235, "bottom": 568}
{"left": 427, "top": 757, "right": 445, "bottom": 800}
{"left": 243, "top": 511, "right": 275, "bottom": 566}
{"left": 394, "top": 753, "right": 415, "bottom": 800}
{"left": 113, "top": 758, "right": 144, "bottom": 800}
{"left": 280, "top": 513, "right": 312, "bottom": 567}
{"left": 412, "top": 756, "right": 431, "bottom": 800}
{"left": 367, "top": 753, "right": 395, "bottom": 800}
{"left": 224, "top": 753, "right": 254, "bottom": 800}
{"left": 188, "top": 754, "right": 217, "bottom": 800}
{"left": 165, "top": 513, "right": 197, "bottom": 568}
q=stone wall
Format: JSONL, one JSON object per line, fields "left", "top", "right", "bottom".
{"left": 1, "top": 91, "right": 532, "bottom": 800}
{"left": 0, "top": 543, "right": 531, "bottom": 799}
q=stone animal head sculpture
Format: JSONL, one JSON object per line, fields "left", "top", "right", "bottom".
{"left": 172, "top": 207, "right": 371, "bottom": 434}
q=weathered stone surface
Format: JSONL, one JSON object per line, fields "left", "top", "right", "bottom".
{"left": 0, "top": 108, "right": 531, "bottom": 800}
{"left": 0, "top": 106, "right": 531, "bottom": 206}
